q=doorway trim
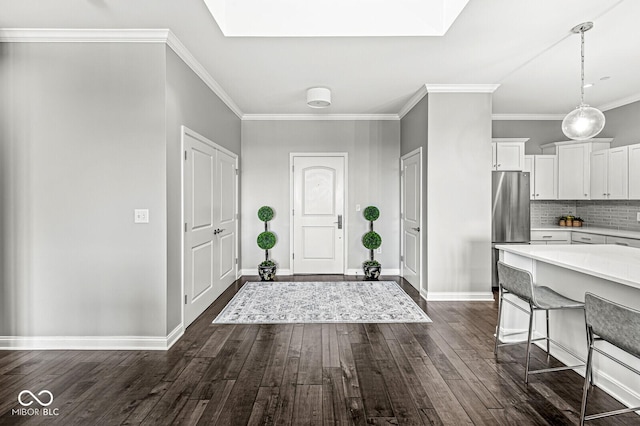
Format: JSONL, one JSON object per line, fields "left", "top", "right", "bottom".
{"left": 400, "top": 147, "right": 424, "bottom": 296}
{"left": 180, "top": 126, "right": 239, "bottom": 329}
{"left": 289, "top": 152, "right": 348, "bottom": 275}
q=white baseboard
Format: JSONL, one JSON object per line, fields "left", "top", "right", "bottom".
{"left": 346, "top": 268, "right": 400, "bottom": 276}
{"left": 0, "top": 323, "right": 185, "bottom": 351}
{"left": 425, "top": 291, "right": 495, "bottom": 301}
{"left": 239, "top": 268, "right": 292, "bottom": 276}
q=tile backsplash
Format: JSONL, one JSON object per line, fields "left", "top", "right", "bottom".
{"left": 531, "top": 201, "right": 576, "bottom": 227}
{"left": 531, "top": 200, "right": 640, "bottom": 231}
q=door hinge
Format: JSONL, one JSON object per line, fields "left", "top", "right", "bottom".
{"left": 292, "top": 253, "right": 295, "bottom": 259}
{"left": 400, "top": 213, "right": 403, "bottom": 219}
{"left": 184, "top": 150, "right": 187, "bottom": 160}
{"left": 292, "top": 209, "right": 294, "bottom": 216}
{"left": 236, "top": 213, "right": 239, "bottom": 219}
{"left": 400, "top": 255, "right": 404, "bottom": 262}
{"left": 184, "top": 223, "right": 187, "bottom": 232}
{"left": 292, "top": 165, "right": 294, "bottom": 172}
{"left": 184, "top": 295, "right": 187, "bottom": 304}
{"left": 235, "top": 169, "right": 239, "bottom": 175}
{"left": 235, "top": 258, "right": 238, "bottom": 265}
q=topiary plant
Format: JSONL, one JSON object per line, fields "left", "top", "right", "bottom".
{"left": 362, "top": 206, "right": 382, "bottom": 279}
{"left": 257, "top": 206, "right": 277, "bottom": 280}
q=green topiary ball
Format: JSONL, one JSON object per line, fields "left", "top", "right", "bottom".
{"left": 362, "top": 231, "right": 382, "bottom": 250}
{"left": 258, "top": 206, "right": 274, "bottom": 222}
{"left": 257, "top": 231, "right": 277, "bottom": 250}
{"left": 363, "top": 206, "right": 380, "bottom": 222}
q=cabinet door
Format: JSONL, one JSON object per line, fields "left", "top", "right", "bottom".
{"left": 495, "top": 142, "right": 525, "bottom": 171}
{"left": 590, "top": 150, "right": 608, "bottom": 200}
{"left": 534, "top": 155, "right": 557, "bottom": 200}
{"left": 524, "top": 156, "right": 535, "bottom": 199}
{"left": 630, "top": 144, "right": 640, "bottom": 199}
{"left": 558, "top": 144, "right": 590, "bottom": 199}
{"left": 608, "top": 146, "right": 628, "bottom": 199}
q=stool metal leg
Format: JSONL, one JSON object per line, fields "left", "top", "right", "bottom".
{"left": 580, "top": 327, "right": 595, "bottom": 426}
{"left": 546, "top": 310, "right": 550, "bottom": 356}
{"left": 494, "top": 286, "right": 504, "bottom": 355}
{"left": 525, "top": 303, "right": 534, "bottom": 384}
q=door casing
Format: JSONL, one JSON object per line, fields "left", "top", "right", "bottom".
{"left": 181, "top": 126, "right": 239, "bottom": 328}
{"left": 400, "top": 147, "right": 423, "bottom": 293}
{"left": 289, "top": 152, "right": 348, "bottom": 274}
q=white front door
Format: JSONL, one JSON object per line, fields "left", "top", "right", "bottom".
{"left": 184, "top": 129, "right": 237, "bottom": 327}
{"left": 401, "top": 149, "right": 422, "bottom": 292}
{"left": 292, "top": 155, "right": 345, "bottom": 274}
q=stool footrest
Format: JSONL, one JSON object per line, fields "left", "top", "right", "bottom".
{"left": 584, "top": 405, "right": 640, "bottom": 421}
{"left": 528, "top": 364, "right": 584, "bottom": 375}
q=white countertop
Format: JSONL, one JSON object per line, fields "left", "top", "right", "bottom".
{"left": 495, "top": 244, "right": 640, "bottom": 289}
{"left": 532, "top": 226, "right": 640, "bottom": 240}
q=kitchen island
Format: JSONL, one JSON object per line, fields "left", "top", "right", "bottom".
{"left": 496, "top": 244, "right": 640, "bottom": 412}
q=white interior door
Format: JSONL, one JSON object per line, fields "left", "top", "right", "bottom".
{"left": 292, "top": 155, "right": 345, "bottom": 274}
{"left": 184, "top": 129, "right": 237, "bottom": 327}
{"left": 401, "top": 149, "right": 422, "bottom": 292}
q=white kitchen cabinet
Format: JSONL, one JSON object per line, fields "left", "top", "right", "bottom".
{"left": 492, "top": 138, "right": 528, "bottom": 171}
{"left": 571, "top": 232, "right": 606, "bottom": 244}
{"left": 530, "top": 230, "right": 570, "bottom": 244}
{"left": 541, "top": 139, "right": 612, "bottom": 200}
{"left": 591, "top": 147, "right": 629, "bottom": 200}
{"left": 606, "top": 235, "right": 640, "bottom": 249}
{"left": 629, "top": 143, "right": 640, "bottom": 199}
{"left": 524, "top": 155, "right": 557, "bottom": 200}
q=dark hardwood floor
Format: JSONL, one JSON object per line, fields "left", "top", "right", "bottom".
{"left": 1, "top": 275, "right": 638, "bottom": 425}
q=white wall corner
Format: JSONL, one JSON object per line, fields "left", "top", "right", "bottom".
{"left": 398, "top": 85, "right": 428, "bottom": 119}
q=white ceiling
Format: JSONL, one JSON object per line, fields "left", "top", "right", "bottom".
{"left": 2, "top": 0, "right": 640, "bottom": 117}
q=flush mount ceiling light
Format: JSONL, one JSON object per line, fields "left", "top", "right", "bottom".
{"left": 562, "top": 22, "right": 606, "bottom": 141}
{"left": 307, "top": 87, "right": 331, "bottom": 108}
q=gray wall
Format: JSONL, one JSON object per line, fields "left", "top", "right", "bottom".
{"left": 165, "top": 47, "right": 241, "bottom": 333}
{"left": 492, "top": 100, "right": 640, "bottom": 151}
{"left": 241, "top": 120, "right": 400, "bottom": 273}
{"left": 0, "top": 42, "right": 168, "bottom": 337}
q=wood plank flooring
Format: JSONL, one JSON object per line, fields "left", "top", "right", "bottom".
{"left": 1, "top": 275, "right": 638, "bottom": 425}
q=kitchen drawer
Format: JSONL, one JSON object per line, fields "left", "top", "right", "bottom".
{"left": 571, "top": 232, "right": 606, "bottom": 244}
{"left": 605, "top": 235, "right": 640, "bottom": 248}
{"left": 531, "top": 230, "right": 571, "bottom": 243}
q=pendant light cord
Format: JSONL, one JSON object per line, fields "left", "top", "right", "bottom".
{"left": 580, "top": 29, "right": 585, "bottom": 106}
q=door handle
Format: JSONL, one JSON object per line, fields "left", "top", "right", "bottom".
{"left": 335, "top": 215, "right": 342, "bottom": 230}
{"left": 412, "top": 227, "right": 420, "bottom": 232}
{"left": 213, "top": 228, "right": 225, "bottom": 235}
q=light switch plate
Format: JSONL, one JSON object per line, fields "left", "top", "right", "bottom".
{"left": 356, "top": 204, "right": 361, "bottom": 211}
{"left": 377, "top": 247, "right": 382, "bottom": 254}
{"left": 134, "top": 209, "right": 149, "bottom": 223}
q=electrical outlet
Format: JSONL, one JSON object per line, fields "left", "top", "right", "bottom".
{"left": 134, "top": 209, "right": 149, "bottom": 223}
{"left": 377, "top": 247, "right": 382, "bottom": 254}
{"left": 356, "top": 204, "right": 361, "bottom": 212}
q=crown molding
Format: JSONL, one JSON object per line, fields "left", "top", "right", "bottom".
{"left": 425, "top": 84, "right": 500, "bottom": 93}
{"left": 491, "top": 113, "right": 565, "bottom": 121}
{"left": 598, "top": 92, "right": 640, "bottom": 112}
{"left": 242, "top": 114, "right": 399, "bottom": 121}
{"left": 0, "top": 28, "right": 243, "bottom": 119}
{"left": 398, "top": 85, "right": 428, "bottom": 119}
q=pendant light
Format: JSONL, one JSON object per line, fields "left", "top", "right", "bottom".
{"left": 562, "top": 22, "right": 605, "bottom": 141}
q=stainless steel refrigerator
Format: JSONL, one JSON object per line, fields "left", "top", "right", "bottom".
{"left": 491, "top": 171, "right": 530, "bottom": 288}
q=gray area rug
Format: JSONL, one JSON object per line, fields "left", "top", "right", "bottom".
{"left": 213, "top": 281, "right": 432, "bottom": 324}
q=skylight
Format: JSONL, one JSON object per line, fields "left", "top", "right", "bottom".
{"left": 204, "top": 0, "right": 470, "bottom": 37}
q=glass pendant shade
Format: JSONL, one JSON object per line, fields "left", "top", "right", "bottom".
{"left": 562, "top": 104, "right": 606, "bottom": 140}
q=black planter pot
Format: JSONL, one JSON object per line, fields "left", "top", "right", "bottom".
{"left": 363, "top": 264, "right": 381, "bottom": 280}
{"left": 258, "top": 265, "right": 277, "bottom": 281}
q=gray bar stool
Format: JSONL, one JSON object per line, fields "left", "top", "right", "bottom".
{"left": 495, "top": 261, "right": 586, "bottom": 383}
{"left": 580, "top": 292, "right": 640, "bottom": 425}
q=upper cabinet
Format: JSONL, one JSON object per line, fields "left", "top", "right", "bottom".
{"left": 629, "top": 144, "right": 640, "bottom": 200}
{"left": 541, "top": 139, "right": 612, "bottom": 200}
{"left": 492, "top": 138, "right": 528, "bottom": 171}
{"left": 531, "top": 155, "right": 558, "bottom": 200}
{"left": 590, "top": 146, "right": 629, "bottom": 200}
